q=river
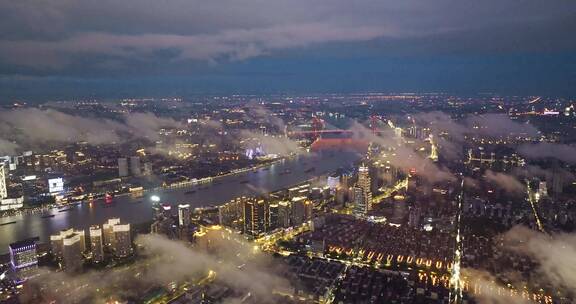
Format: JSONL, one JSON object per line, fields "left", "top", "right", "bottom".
{"left": 0, "top": 151, "right": 359, "bottom": 253}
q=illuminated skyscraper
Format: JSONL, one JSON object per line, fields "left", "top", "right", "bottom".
{"left": 63, "top": 233, "right": 83, "bottom": 272}
{"left": 112, "top": 224, "right": 132, "bottom": 258}
{"left": 243, "top": 197, "right": 267, "bottom": 237}
{"left": 103, "top": 218, "right": 121, "bottom": 248}
{"left": 89, "top": 226, "right": 104, "bottom": 263}
{"left": 73, "top": 229, "right": 86, "bottom": 253}
{"left": 268, "top": 203, "right": 279, "bottom": 230}
{"left": 357, "top": 163, "right": 372, "bottom": 214}
{"left": 50, "top": 228, "right": 74, "bottom": 261}
{"left": 278, "top": 201, "right": 291, "bottom": 228}
{"left": 178, "top": 204, "right": 191, "bottom": 227}
{"left": 291, "top": 197, "right": 312, "bottom": 225}
{"left": 353, "top": 187, "right": 366, "bottom": 216}
{"left": 218, "top": 197, "right": 244, "bottom": 229}
{"left": 9, "top": 238, "right": 38, "bottom": 282}
{"left": 0, "top": 163, "right": 7, "bottom": 199}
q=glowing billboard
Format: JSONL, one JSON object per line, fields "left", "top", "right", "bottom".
{"left": 48, "top": 178, "right": 64, "bottom": 193}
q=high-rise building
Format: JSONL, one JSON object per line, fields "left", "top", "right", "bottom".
{"left": 0, "top": 163, "right": 7, "bottom": 199}
{"left": 89, "top": 226, "right": 104, "bottom": 263}
{"left": 118, "top": 158, "right": 129, "bottom": 177}
{"left": 9, "top": 238, "right": 38, "bottom": 282}
{"left": 112, "top": 224, "right": 132, "bottom": 258}
{"left": 130, "top": 156, "right": 141, "bottom": 176}
{"left": 218, "top": 198, "right": 244, "bottom": 229}
{"left": 353, "top": 187, "right": 366, "bottom": 216}
{"left": 178, "top": 204, "right": 191, "bottom": 227}
{"left": 357, "top": 164, "right": 372, "bottom": 214}
{"left": 291, "top": 197, "right": 312, "bottom": 225}
{"left": 243, "top": 197, "right": 267, "bottom": 237}
{"left": 50, "top": 228, "right": 74, "bottom": 261}
{"left": 103, "top": 218, "right": 121, "bottom": 248}
{"left": 73, "top": 229, "right": 86, "bottom": 253}
{"left": 268, "top": 203, "right": 279, "bottom": 230}
{"left": 278, "top": 201, "right": 291, "bottom": 228}
{"left": 63, "top": 233, "right": 83, "bottom": 272}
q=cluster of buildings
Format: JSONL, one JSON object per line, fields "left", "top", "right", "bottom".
{"left": 50, "top": 218, "right": 132, "bottom": 272}
{"left": 118, "top": 156, "right": 152, "bottom": 178}
{"left": 218, "top": 194, "right": 313, "bottom": 238}
{"left": 0, "top": 163, "right": 24, "bottom": 211}
{"left": 151, "top": 203, "right": 194, "bottom": 240}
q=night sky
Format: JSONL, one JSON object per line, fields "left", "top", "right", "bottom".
{"left": 1, "top": 0, "right": 575, "bottom": 101}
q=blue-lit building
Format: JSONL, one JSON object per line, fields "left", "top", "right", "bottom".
{"left": 9, "top": 238, "right": 38, "bottom": 283}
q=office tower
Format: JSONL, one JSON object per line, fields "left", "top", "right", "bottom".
{"left": 89, "top": 226, "right": 104, "bottom": 263}
{"left": 357, "top": 164, "right": 372, "bottom": 213}
{"left": 178, "top": 204, "right": 191, "bottom": 227}
{"left": 118, "top": 158, "right": 129, "bottom": 177}
{"left": 112, "top": 224, "right": 132, "bottom": 258}
{"left": 243, "top": 197, "right": 267, "bottom": 237}
{"left": 353, "top": 187, "right": 366, "bottom": 216}
{"left": 73, "top": 229, "right": 86, "bottom": 253}
{"left": 278, "top": 201, "right": 291, "bottom": 228}
{"left": 268, "top": 203, "right": 279, "bottom": 230}
{"left": 0, "top": 163, "right": 6, "bottom": 199}
{"left": 63, "top": 233, "right": 83, "bottom": 272}
{"left": 291, "top": 196, "right": 312, "bottom": 225}
{"left": 341, "top": 173, "right": 352, "bottom": 189}
{"left": 130, "top": 156, "right": 141, "bottom": 176}
{"left": 50, "top": 228, "right": 74, "bottom": 261}
{"left": 103, "top": 218, "right": 121, "bottom": 248}
{"left": 218, "top": 198, "right": 244, "bottom": 228}
{"left": 9, "top": 238, "right": 38, "bottom": 282}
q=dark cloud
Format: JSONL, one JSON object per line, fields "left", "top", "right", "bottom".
{"left": 0, "top": 0, "right": 574, "bottom": 78}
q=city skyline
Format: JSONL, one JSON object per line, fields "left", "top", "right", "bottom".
{"left": 1, "top": 1, "right": 576, "bottom": 303}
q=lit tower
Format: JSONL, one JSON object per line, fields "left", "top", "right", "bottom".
{"left": 89, "top": 225, "right": 104, "bottom": 263}
{"left": 9, "top": 238, "right": 38, "bottom": 283}
{"left": 243, "top": 198, "right": 267, "bottom": 237}
{"left": 0, "top": 163, "right": 7, "bottom": 199}
{"left": 429, "top": 134, "right": 438, "bottom": 162}
{"left": 112, "top": 224, "right": 132, "bottom": 258}
{"left": 357, "top": 163, "right": 372, "bottom": 214}
{"left": 178, "top": 204, "right": 191, "bottom": 227}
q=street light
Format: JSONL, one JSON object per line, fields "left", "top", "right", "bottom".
{"left": 150, "top": 195, "right": 161, "bottom": 202}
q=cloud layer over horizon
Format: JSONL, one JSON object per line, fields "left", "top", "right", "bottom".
{"left": 0, "top": 0, "right": 575, "bottom": 100}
